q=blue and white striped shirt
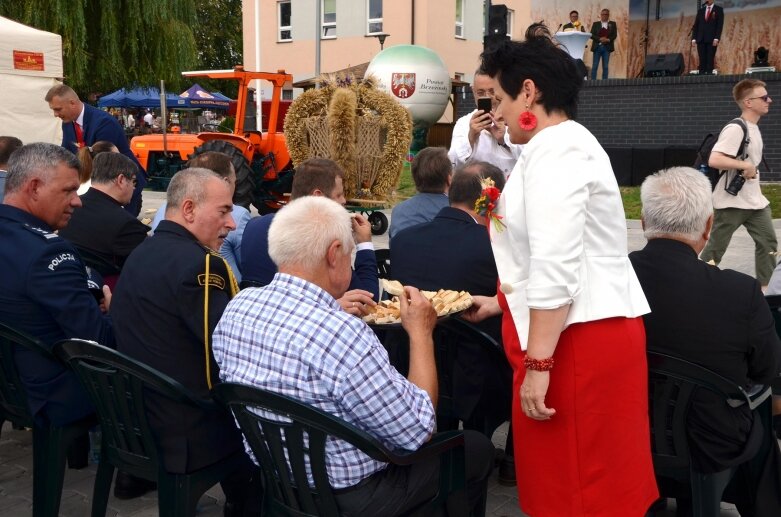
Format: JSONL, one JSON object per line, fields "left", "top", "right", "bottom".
{"left": 212, "top": 273, "right": 435, "bottom": 488}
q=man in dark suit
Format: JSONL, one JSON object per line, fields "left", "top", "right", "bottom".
{"left": 111, "top": 168, "right": 261, "bottom": 514}
{"left": 590, "top": 8, "right": 618, "bottom": 80}
{"left": 241, "top": 158, "right": 378, "bottom": 308}
{"left": 58, "top": 152, "right": 148, "bottom": 276}
{"left": 562, "top": 10, "right": 585, "bottom": 32}
{"left": 45, "top": 84, "right": 147, "bottom": 217}
{"left": 630, "top": 166, "right": 781, "bottom": 516}
{"left": 391, "top": 161, "right": 515, "bottom": 483}
{"left": 691, "top": 0, "right": 724, "bottom": 74}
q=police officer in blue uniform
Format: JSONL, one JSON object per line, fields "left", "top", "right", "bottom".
{"left": 0, "top": 143, "right": 114, "bottom": 427}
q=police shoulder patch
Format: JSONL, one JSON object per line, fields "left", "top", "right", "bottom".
{"left": 198, "top": 273, "right": 226, "bottom": 289}
{"left": 47, "top": 252, "right": 77, "bottom": 271}
{"left": 22, "top": 224, "right": 59, "bottom": 240}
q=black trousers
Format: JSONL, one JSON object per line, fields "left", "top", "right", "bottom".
{"left": 335, "top": 430, "right": 494, "bottom": 516}
{"left": 697, "top": 42, "right": 718, "bottom": 73}
{"left": 221, "top": 452, "right": 264, "bottom": 517}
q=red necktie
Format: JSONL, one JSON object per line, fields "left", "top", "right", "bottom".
{"left": 74, "top": 122, "right": 85, "bottom": 147}
{"left": 705, "top": 6, "right": 711, "bottom": 21}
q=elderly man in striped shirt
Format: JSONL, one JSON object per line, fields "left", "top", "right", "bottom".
{"left": 213, "top": 196, "right": 493, "bottom": 515}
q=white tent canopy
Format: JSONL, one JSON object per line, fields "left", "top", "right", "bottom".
{"left": 0, "top": 16, "right": 63, "bottom": 146}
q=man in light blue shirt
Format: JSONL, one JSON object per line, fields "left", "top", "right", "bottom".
{"left": 389, "top": 146, "right": 452, "bottom": 240}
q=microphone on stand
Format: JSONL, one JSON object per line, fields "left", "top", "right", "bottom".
{"left": 556, "top": 23, "right": 563, "bottom": 33}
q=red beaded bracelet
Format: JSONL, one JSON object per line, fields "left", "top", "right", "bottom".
{"left": 524, "top": 355, "right": 555, "bottom": 371}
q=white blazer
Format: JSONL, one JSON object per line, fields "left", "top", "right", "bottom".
{"left": 491, "top": 120, "right": 649, "bottom": 350}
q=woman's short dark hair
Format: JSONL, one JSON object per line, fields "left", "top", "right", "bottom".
{"left": 480, "top": 23, "right": 582, "bottom": 120}
{"left": 411, "top": 147, "right": 452, "bottom": 193}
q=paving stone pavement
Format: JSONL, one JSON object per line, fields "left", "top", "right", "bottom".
{"left": 2, "top": 192, "right": 771, "bottom": 516}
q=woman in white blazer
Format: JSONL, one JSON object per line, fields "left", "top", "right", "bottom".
{"left": 465, "top": 25, "right": 658, "bottom": 516}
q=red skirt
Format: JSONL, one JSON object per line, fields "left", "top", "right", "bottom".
{"left": 499, "top": 292, "right": 658, "bottom": 516}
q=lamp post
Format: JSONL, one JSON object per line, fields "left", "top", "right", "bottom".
{"left": 375, "top": 33, "right": 389, "bottom": 50}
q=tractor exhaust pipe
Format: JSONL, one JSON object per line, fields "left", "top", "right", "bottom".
{"left": 160, "top": 80, "right": 169, "bottom": 156}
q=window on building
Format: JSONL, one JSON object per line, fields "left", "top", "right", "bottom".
{"left": 322, "top": 0, "right": 336, "bottom": 38}
{"left": 506, "top": 8, "right": 514, "bottom": 37}
{"left": 282, "top": 89, "right": 293, "bottom": 101}
{"left": 278, "top": 1, "right": 291, "bottom": 42}
{"left": 455, "top": 0, "right": 464, "bottom": 38}
{"left": 367, "top": 0, "right": 383, "bottom": 35}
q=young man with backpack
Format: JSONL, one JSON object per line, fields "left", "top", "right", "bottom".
{"left": 700, "top": 79, "right": 776, "bottom": 286}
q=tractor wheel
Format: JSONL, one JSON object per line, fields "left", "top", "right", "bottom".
{"left": 367, "top": 211, "right": 389, "bottom": 236}
{"left": 190, "top": 140, "right": 254, "bottom": 210}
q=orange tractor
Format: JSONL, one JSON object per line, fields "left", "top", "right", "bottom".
{"left": 130, "top": 67, "right": 293, "bottom": 212}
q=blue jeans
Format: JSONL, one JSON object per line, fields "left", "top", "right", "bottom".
{"left": 591, "top": 45, "right": 610, "bottom": 80}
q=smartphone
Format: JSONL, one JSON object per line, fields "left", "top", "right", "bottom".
{"left": 477, "top": 97, "right": 492, "bottom": 114}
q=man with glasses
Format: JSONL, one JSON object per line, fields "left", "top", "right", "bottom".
{"left": 590, "top": 8, "right": 617, "bottom": 80}
{"left": 562, "top": 10, "right": 585, "bottom": 32}
{"left": 701, "top": 79, "right": 776, "bottom": 287}
{"left": 448, "top": 70, "right": 522, "bottom": 178}
{"left": 59, "top": 152, "right": 149, "bottom": 271}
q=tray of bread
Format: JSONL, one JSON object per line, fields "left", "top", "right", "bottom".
{"left": 363, "top": 279, "right": 473, "bottom": 327}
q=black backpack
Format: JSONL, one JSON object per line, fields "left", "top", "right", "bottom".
{"left": 694, "top": 118, "right": 748, "bottom": 191}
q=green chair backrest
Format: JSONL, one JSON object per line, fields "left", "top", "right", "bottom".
{"left": 0, "top": 323, "right": 47, "bottom": 428}
{"left": 212, "top": 382, "right": 465, "bottom": 517}
{"left": 54, "top": 338, "right": 219, "bottom": 480}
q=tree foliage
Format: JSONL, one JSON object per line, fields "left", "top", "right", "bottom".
{"left": 192, "top": 0, "right": 243, "bottom": 99}
{"left": 0, "top": 0, "right": 198, "bottom": 97}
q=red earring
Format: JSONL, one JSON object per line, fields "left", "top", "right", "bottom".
{"left": 519, "top": 105, "right": 537, "bottom": 131}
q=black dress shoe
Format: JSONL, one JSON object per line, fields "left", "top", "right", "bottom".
{"left": 497, "top": 455, "right": 516, "bottom": 486}
{"left": 113, "top": 471, "right": 157, "bottom": 500}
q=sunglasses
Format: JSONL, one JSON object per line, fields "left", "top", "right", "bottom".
{"left": 747, "top": 95, "right": 771, "bottom": 102}
{"left": 121, "top": 173, "right": 137, "bottom": 186}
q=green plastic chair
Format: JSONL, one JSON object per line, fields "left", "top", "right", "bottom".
{"left": 433, "top": 317, "right": 508, "bottom": 438}
{"left": 212, "top": 382, "right": 467, "bottom": 517}
{"left": 54, "top": 338, "right": 250, "bottom": 517}
{"left": 0, "top": 323, "right": 95, "bottom": 517}
{"left": 647, "top": 350, "right": 772, "bottom": 516}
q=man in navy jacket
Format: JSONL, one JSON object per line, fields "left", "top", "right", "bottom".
{"left": 241, "top": 158, "right": 378, "bottom": 312}
{"left": 45, "top": 84, "right": 147, "bottom": 216}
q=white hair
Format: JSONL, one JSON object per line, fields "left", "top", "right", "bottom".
{"left": 268, "top": 196, "right": 354, "bottom": 270}
{"left": 641, "top": 167, "right": 713, "bottom": 241}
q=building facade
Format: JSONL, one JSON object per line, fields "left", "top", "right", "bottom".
{"left": 242, "top": 0, "right": 530, "bottom": 120}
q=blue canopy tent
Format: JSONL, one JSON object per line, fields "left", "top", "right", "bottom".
{"left": 97, "top": 87, "right": 184, "bottom": 108}
{"left": 178, "top": 83, "right": 231, "bottom": 109}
